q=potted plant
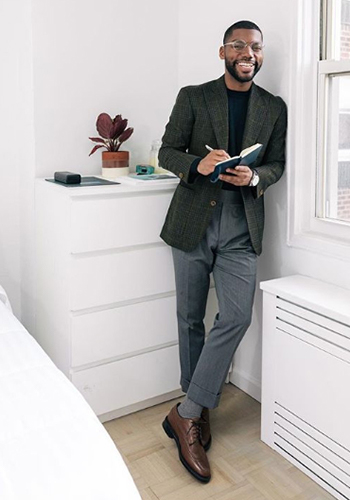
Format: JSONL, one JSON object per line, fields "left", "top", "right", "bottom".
{"left": 89, "top": 113, "right": 134, "bottom": 178}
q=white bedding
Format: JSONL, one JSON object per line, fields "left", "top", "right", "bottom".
{"left": 0, "top": 287, "right": 141, "bottom": 500}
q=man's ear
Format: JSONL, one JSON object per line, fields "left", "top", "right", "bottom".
{"left": 219, "top": 46, "right": 225, "bottom": 60}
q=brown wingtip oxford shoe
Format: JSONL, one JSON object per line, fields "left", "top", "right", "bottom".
{"left": 201, "top": 408, "right": 212, "bottom": 451}
{"left": 162, "top": 404, "right": 211, "bottom": 483}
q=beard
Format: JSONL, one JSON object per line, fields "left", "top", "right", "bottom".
{"left": 225, "top": 59, "right": 262, "bottom": 83}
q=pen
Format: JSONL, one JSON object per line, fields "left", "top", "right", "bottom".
{"left": 205, "top": 145, "right": 214, "bottom": 152}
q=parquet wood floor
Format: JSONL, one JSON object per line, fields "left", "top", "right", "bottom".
{"left": 104, "top": 384, "right": 335, "bottom": 500}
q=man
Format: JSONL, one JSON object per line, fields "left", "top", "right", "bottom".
{"left": 159, "top": 20, "right": 287, "bottom": 483}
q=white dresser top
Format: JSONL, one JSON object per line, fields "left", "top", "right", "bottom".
{"left": 36, "top": 176, "right": 179, "bottom": 198}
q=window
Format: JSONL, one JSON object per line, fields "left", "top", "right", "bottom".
{"left": 287, "top": 0, "right": 350, "bottom": 259}
{"left": 318, "top": 0, "right": 350, "bottom": 224}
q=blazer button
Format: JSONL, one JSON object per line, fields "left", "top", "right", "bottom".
{"left": 179, "top": 172, "right": 184, "bottom": 179}
{"left": 259, "top": 189, "right": 264, "bottom": 196}
{"left": 210, "top": 200, "right": 216, "bottom": 207}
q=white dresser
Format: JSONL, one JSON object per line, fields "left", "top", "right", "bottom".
{"left": 35, "top": 178, "right": 217, "bottom": 421}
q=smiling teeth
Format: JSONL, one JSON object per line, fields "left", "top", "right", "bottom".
{"left": 238, "top": 62, "right": 254, "bottom": 67}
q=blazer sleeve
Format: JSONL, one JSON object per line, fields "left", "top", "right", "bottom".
{"left": 253, "top": 98, "right": 287, "bottom": 199}
{"left": 158, "top": 87, "right": 202, "bottom": 184}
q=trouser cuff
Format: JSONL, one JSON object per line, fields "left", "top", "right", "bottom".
{"left": 182, "top": 378, "right": 221, "bottom": 409}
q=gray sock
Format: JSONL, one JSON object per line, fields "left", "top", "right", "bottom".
{"left": 178, "top": 396, "right": 203, "bottom": 419}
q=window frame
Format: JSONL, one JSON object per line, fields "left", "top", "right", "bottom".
{"left": 287, "top": 0, "right": 350, "bottom": 261}
{"left": 317, "top": 0, "right": 350, "bottom": 222}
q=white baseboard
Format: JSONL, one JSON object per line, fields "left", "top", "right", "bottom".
{"left": 229, "top": 368, "right": 261, "bottom": 403}
{"left": 98, "top": 374, "right": 260, "bottom": 424}
{"left": 98, "top": 388, "right": 184, "bottom": 423}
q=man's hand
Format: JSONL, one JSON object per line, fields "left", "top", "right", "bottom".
{"left": 197, "top": 150, "right": 230, "bottom": 176}
{"left": 219, "top": 165, "right": 253, "bottom": 186}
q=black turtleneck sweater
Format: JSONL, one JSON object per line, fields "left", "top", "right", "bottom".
{"left": 189, "top": 87, "right": 251, "bottom": 189}
{"left": 223, "top": 87, "right": 251, "bottom": 191}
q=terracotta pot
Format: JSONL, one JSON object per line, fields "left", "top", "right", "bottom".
{"left": 102, "top": 151, "right": 129, "bottom": 178}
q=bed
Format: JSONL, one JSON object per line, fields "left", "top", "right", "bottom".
{"left": 0, "top": 285, "right": 141, "bottom": 500}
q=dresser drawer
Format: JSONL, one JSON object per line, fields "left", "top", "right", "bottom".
{"left": 71, "top": 345, "right": 181, "bottom": 415}
{"left": 70, "top": 245, "right": 175, "bottom": 310}
{"left": 71, "top": 295, "right": 177, "bottom": 367}
{"left": 70, "top": 192, "right": 173, "bottom": 254}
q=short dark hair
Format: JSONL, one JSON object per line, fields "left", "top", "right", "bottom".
{"left": 223, "top": 20, "right": 263, "bottom": 44}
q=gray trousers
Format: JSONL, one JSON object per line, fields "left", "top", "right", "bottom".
{"left": 172, "top": 190, "right": 257, "bottom": 409}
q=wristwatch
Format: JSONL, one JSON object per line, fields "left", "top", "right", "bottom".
{"left": 249, "top": 169, "right": 260, "bottom": 187}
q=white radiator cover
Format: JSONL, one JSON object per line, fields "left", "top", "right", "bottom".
{"left": 260, "top": 275, "right": 350, "bottom": 500}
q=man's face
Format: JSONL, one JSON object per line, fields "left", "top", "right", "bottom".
{"left": 220, "top": 28, "right": 264, "bottom": 84}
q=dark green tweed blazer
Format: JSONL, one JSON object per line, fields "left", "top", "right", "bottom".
{"left": 159, "top": 75, "right": 287, "bottom": 255}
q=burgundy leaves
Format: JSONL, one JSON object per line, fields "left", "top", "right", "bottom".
{"left": 96, "top": 113, "right": 113, "bottom": 138}
{"left": 119, "top": 127, "right": 134, "bottom": 143}
{"left": 110, "top": 115, "right": 127, "bottom": 139}
{"left": 89, "top": 113, "right": 134, "bottom": 155}
{"left": 89, "top": 144, "right": 105, "bottom": 156}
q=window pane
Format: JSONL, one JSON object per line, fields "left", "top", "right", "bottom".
{"left": 324, "top": 74, "right": 350, "bottom": 222}
{"left": 333, "top": 0, "right": 350, "bottom": 59}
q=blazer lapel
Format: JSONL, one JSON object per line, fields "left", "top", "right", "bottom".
{"left": 203, "top": 76, "right": 229, "bottom": 151}
{"left": 203, "top": 78, "right": 268, "bottom": 152}
{"left": 242, "top": 83, "right": 268, "bottom": 150}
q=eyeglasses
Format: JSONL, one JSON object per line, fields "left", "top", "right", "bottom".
{"left": 223, "top": 40, "right": 264, "bottom": 53}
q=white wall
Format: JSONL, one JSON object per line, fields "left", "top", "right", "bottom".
{"left": 0, "top": 1, "right": 20, "bottom": 310}
{"left": 0, "top": 0, "right": 35, "bottom": 317}
{"left": 31, "top": 0, "right": 180, "bottom": 177}
{"left": 178, "top": 0, "right": 290, "bottom": 92}
{"left": 19, "top": 2, "right": 36, "bottom": 331}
